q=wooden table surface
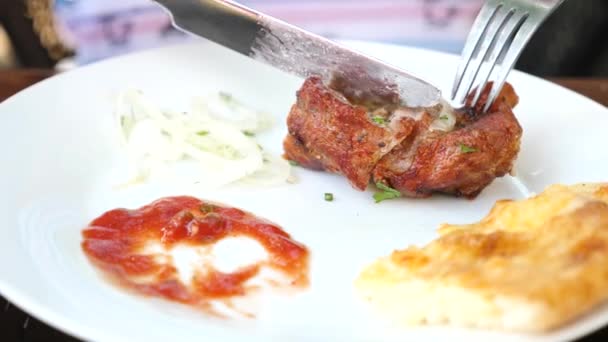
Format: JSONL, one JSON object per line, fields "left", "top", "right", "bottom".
{"left": 0, "top": 69, "right": 607, "bottom": 342}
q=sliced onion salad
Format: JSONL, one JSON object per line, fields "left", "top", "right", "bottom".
{"left": 114, "top": 89, "right": 292, "bottom": 188}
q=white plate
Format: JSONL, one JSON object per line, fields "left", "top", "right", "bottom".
{"left": 1, "top": 40, "right": 607, "bottom": 342}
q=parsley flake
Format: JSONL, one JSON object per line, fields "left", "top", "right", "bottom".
{"left": 243, "top": 131, "right": 255, "bottom": 137}
{"left": 200, "top": 204, "right": 216, "bottom": 213}
{"left": 373, "top": 182, "right": 402, "bottom": 203}
{"left": 439, "top": 115, "right": 449, "bottom": 121}
{"left": 219, "top": 92, "right": 233, "bottom": 103}
{"left": 196, "top": 130, "right": 209, "bottom": 136}
{"left": 288, "top": 160, "right": 299, "bottom": 166}
{"left": 324, "top": 193, "right": 334, "bottom": 202}
{"left": 372, "top": 116, "right": 386, "bottom": 125}
{"left": 458, "top": 143, "right": 478, "bottom": 153}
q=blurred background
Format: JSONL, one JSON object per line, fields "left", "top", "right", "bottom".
{"left": 0, "top": 0, "right": 607, "bottom": 76}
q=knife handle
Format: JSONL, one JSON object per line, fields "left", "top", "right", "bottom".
{"left": 154, "top": 0, "right": 262, "bottom": 55}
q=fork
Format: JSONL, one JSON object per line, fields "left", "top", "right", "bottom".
{"left": 451, "top": 0, "right": 565, "bottom": 112}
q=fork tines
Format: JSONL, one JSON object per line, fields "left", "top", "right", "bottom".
{"left": 452, "top": 0, "right": 565, "bottom": 112}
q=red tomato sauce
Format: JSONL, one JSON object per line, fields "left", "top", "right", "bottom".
{"left": 82, "top": 196, "right": 309, "bottom": 313}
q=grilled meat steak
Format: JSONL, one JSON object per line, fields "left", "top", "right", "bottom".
{"left": 283, "top": 77, "right": 522, "bottom": 198}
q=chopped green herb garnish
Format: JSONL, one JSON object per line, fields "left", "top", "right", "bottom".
{"left": 288, "top": 160, "right": 299, "bottom": 166}
{"left": 243, "top": 131, "right": 255, "bottom": 137}
{"left": 439, "top": 115, "right": 449, "bottom": 121}
{"left": 458, "top": 143, "right": 478, "bottom": 153}
{"left": 257, "top": 144, "right": 263, "bottom": 150}
{"left": 196, "top": 130, "right": 209, "bottom": 136}
{"left": 200, "top": 204, "right": 216, "bottom": 213}
{"left": 219, "top": 91, "right": 233, "bottom": 102}
{"left": 324, "top": 193, "right": 334, "bottom": 202}
{"left": 373, "top": 182, "right": 401, "bottom": 203}
{"left": 372, "top": 116, "right": 386, "bottom": 125}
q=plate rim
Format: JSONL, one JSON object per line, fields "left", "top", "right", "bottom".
{"left": 1, "top": 39, "right": 607, "bottom": 342}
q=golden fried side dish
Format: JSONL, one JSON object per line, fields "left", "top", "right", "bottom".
{"left": 355, "top": 183, "right": 608, "bottom": 332}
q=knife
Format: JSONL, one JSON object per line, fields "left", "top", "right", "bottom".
{"left": 152, "top": 0, "right": 442, "bottom": 107}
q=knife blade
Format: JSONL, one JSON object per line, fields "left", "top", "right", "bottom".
{"left": 152, "top": 0, "right": 442, "bottom": 107}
